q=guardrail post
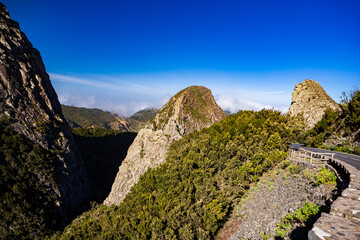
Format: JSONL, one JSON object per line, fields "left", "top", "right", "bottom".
{"left": 303, "top": 150, "right": 306, "bottom": 162}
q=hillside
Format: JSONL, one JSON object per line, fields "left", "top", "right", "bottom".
{"left": 130, "top": 108, "right": 159, "bottom": 122}
{"left": 52, "top": 109, "right": 305, "bottom": 239}
{"left": 0, "top": 3, "right": 90, "bottom": 238}
{"left": 105, "top": 86, "right": 226, "bottom": 206}
{"left": 61, "top": 105, "right": 131, "bottom": 130}
{"left": 61, "top": 105, "right": 158, "bottom": 132}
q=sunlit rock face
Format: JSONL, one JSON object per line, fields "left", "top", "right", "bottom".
{"left": 288, "top": 79, "right": 341, "bottom": 129}
{"left": 105, "top": 86, "right": 226, "bottom": 206}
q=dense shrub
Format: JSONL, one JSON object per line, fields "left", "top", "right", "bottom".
{"left": 0, "top": 118, "right": 58, "bottom": 239}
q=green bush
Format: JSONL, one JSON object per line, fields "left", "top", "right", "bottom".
{"left": 276, "top": 202, "right": 320, "bottom": 237}
{"left": 287, "top": 164, "right": 302, "bottom": 174}
{"left": 314, "top": 167, "right": 337, "bottom": 186}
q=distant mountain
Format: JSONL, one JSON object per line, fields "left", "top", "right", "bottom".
{"left": 61, "top": 105, "right": 158, "bottom": 132}
{"left": 288, "top": 79, "right": 341, "bottom": 129}
{"left": 129, "top": 108, "right": 159, "bottom": 122}
{"left": 224, "top": 110, "right": 232, "bottom": 116}
{"left": 105, "top": 85, "right": 226, "bottom": 206}
{"left": 0, "top": 3, "right": 90, "bottom": 238}
{"left": 61, "top": 105, "right": 131, "bottom": 131}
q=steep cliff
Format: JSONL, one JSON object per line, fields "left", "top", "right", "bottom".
{"left": 288, "top": 79, "right": 341, "bottom": 129}
{"left": 0, "top": 2, "right": 90, "bottom": 225}
{"left": 105, "top": 86, "right": 226, "bottom": 205}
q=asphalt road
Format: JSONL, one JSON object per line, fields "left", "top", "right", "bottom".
{"left": 290, "top": 143, "right": 360, "bottom": 171}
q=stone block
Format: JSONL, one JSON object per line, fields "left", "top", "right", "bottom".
{"left": 330, "top": 197, "right": 360, "bottom": 221}
{"left": 308, "top": 213, "right": 360, "bottom": 240}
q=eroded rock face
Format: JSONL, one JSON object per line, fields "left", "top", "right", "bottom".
{"left": 0, "top": 3, "right": 90, "bottom": 217}
{"left": 105, "top": 86, "right": 226, "bottom": 205}
{"left": 288, "top": 79, "right": 341, "bottom": 129}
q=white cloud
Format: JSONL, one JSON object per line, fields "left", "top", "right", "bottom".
{"left": 50, "top": 73, "right": 157, "bottom": 95}
{"left": 53, "top": 71, "right": 300, "bottom": 116}
{"left": 258, "top": 91, "right": 285, "bottom": 95}
{"left": 58, "top": 94, "right": 171, "bottom": 117}
{"left": 215, "top": 94, "right": 289, "bottom": 114}
{"left": 59, "top": 94, "right": 97, "bottom": 108}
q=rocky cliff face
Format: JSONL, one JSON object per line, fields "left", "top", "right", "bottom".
{"left": 105, "top": 86, "right": 226, "bottom": 205}
{"left": 0, "top": 3, "right": 90, "bottom": 217}
{"left": 288, "top": 79, "right": 341, "bottom": 129}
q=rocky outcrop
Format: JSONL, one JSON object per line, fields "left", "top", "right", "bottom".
{"left": 105, "top": 86, "right": 226, "bottom": 205}
{"left": 0, "top": 3, "right": 90, "bottom": 218}
{"left": 288, "top": 79, "right": 341, "bottom": 129}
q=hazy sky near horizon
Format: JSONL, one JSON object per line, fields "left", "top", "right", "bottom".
{"left": 3, "top": 0, "right": 359, "bottom": 116}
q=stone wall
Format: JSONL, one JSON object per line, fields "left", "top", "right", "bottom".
{"left": 308, "top": 158, "right": 360, "bottom": 240}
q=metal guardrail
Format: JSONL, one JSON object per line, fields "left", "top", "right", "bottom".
{"left": 288, "top": 146, "right": 335, "bottom": 164}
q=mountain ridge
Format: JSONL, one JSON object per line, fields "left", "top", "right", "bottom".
{"left": 61, "top": 104, "right": 158, "bottom": 132}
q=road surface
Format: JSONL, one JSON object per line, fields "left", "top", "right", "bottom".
{"left": 290, "top": 143, "right": 360, "bottom": 171}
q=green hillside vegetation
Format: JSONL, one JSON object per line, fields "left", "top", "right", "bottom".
{"left": 61, "top": 105, "right": 157, "bottom": 132}
{"left": 129, "top": 108, "right": 158, "bottom": 122}
{"left": 52, "top": 109, "right": 304, "bottom": 239}
{"left": 303, "top": 88, "right": 360, "bottom": 155}
{"left": 61, "top": 105, "right": 118, "bottom": 129}
{"left": 0, "top": 118, "right": 58, "bottom": 239}
{"left": 72, "top": 128, "right": 136, "bottom": 202}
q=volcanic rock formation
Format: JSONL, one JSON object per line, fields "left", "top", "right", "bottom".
{"left": 0, "top": 3, "right": 90, "bottom": 217}
{"left": 105, "top": 86, "right": 226, "bottom": 205}
{"left": 288, "top": 79, "right": 341, "bottom": 129}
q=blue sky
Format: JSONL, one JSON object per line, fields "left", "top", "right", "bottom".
{"left": 3, "top": 0, "right": 360, "bottom": 115}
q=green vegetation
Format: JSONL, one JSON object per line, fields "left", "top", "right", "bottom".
{"left": 313, "top": 167, "right": 337, "bottom": 186}
{"left": 129, "top": 108, "right": 158, "bottom": 122}
{"left": 53, "top": 109, "right": 304, "bottom": 239}
{"left": 61, "top": 105, "right": 155, "bottom": 132}
{"left": 61, "top": 105, "right": 118, "bottom": 129}
{"left": 276, "top": 202, "right": 320, "bottom": 238}
{"left": 72, "top": 127, "right": 126, "bottom": 137}
{"left": 0, "top": 118, "right": 58, "bottom": 239}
